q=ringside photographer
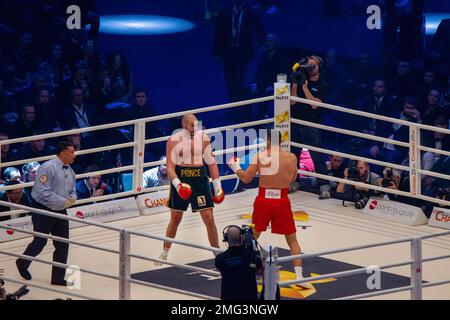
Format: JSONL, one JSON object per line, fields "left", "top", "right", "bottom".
{"left": 423, "top": 185, "right": 450, "bottom": 218}
{"left": 375, "top": 168, "right": 412, "bottom": 204}
{"left": 0, "top": 279, "right": 29, "bottom": 300}
{"left": 290, "top": 55, "right": 331, "bottom": 199}
{"left": 337, "top": 160, "right": 380, "bottom": 209}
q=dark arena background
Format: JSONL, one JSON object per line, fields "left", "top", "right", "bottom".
{"left": 0, "top": 0, "right": 449, "bottom": 309}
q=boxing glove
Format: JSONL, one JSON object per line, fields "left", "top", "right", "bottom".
{"left": 172, "top": 178, "right": 192, "bottom": 200}
{"left": 212, "top": 178, "right": 225, "bottom": 204}
{"left": 228, "top": 156, "right": 242, "bottom": 173}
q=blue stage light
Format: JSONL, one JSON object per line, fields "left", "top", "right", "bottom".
{"left": 425, "top": 13, "right": 450, "bottom": 35}
{"left": 99, "top": 15, "right": 195, "bottom": 35}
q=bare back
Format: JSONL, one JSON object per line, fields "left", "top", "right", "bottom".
{"left": 257, "top": 147, "right": 297, "bottom": 189}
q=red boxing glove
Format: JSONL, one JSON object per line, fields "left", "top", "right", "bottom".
{"left": 173, "top": 178, "right": 192, "bottom": 200}
{"left": 213, "top": 190, "right": 225, "bottom": 204}
{"left": 177, "top": 183, "right": 192, "bottom": 200}
{"left": 100, "top": 183, "right": 107, "bottom": 191}
{"left": 212, "top": 178, "right": 225, "bottom": 204}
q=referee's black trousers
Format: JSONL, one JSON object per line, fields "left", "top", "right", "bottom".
{"left": 17, "top": 199, "right": 69, "bottom": 282}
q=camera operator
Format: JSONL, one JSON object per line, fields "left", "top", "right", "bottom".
{"left": 374, "top": 168, "right": 412, "bottom": 204}
{"left": 421, "top": 151, "right": 450, "bottom": 217}
{"left": 0, "top": 279, "right": 29, "bottom": 300}
{"left": 337, "top": 160, "right": 380, "bottom": 209}
{"left": 423, "top": 186, "right": 450, "bottom": 218}
{"left": 0, "top": 280, "right": 4, "bottom": 300}
{"left": 290, "top": 55, "right": 331, "bottom": 199}
{"left": 215, "top": 225, "right": 262, "bottom": 300}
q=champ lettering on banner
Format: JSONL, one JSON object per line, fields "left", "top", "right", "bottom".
{"left": 428, "top": 207, "right": 450, "bottom": 230}
{"left": 136, "top": 191, "right": 170, "bottom": 216}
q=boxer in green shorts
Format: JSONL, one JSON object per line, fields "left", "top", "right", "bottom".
{"left": 167, "top": 165, "right": 214, "bottom": 212}
{"left": 156, "top": 114, "right": 225, "bottom": 265}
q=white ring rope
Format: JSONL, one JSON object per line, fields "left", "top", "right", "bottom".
{"left": 0, "top": 93, "right": 447, "bottom": 210}
{"left": 291, "top": 141, "right": 409, "bottom": 171}
{"left": 291, "top": 96, "right": 450, "bottom": 135}
{"left": 291, "top": 117, "right": 410, "bottom": 147}
{"left": 0, "top": 92, "right": 448, "bottom": 301}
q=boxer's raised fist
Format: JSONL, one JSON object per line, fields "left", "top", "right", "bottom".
{"left": 228, "top": 157, "right": 242, "bottom": 174}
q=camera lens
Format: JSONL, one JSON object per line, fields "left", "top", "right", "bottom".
{"left": 382, "top": 178, "right": 392, "bottom": 188}
{"left": 355, "top": 195, "right": 368, "bottom": 209}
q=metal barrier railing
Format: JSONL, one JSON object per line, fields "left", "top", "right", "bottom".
{"left": 2, "top": 207, "right": 449, "bottom": 300}
{"left": 0, "top": 97, "right": 272, "bottom": 218}
{"left": 295, "top": 165, "right": 450, "bottom": 207}
{"left": 290, "top": 95, "right": 450, "bottom": 207}
{"left": 0, "top": 87, "right": 449, "bottom": 300}
{"left": 0, "top": 95, "right": 273, "bottom": 193}
{"left": 0, "top": 275, "right": 98, "bottom": 300}
{"left": 261, "top": 230, "right": 450, "bottom": 300}
{"left": 0, "top": 96, "right": 274, "bottom": 300}
{"left": 0, "top": 199, "right": 223, "bottom": 300}
{"left": 1, "top": 91, "right": 448, "bottom": 207}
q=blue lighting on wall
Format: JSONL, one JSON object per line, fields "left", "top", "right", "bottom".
{"left": 99, "top": 15, "right": 195, "bottom": 35}
{"left": 425, "top": 13, "right": 450, "bottom": 35}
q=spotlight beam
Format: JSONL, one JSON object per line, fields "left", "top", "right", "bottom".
{"left": 99, "top": 15, "right": 195, "bottom": 35}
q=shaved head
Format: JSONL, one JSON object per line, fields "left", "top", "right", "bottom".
{"left": 226, "top": 226, "right": 242, "bottom": 246}
{"left": 182, "top": 113, "right": 197, "bottom": 126}
{"left": 182, "top": 113, "right": 198, "bottom": 136}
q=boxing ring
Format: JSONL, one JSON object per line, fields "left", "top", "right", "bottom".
{"left": 1, "top": 86, "right": 450, "bottom": 300}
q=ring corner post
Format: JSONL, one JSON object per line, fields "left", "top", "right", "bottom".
{"left": 274, "top": 78, "right": 291, "bottom": 152}
{"left": 119, "top": 228, "right": 131, "bottom": 300}
{"left": 409, "top": 125, "right": 421, "bottom": 198}
{"left": 132, "top": 121, "right": 146, "bottom": 194}
{"left": 263, "top": 246, "right": 279, "bottom": 301}
{"left": 410, "top": 236, "right": 423, "bottom": 300}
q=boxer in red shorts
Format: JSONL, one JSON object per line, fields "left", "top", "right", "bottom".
{"left": 228, "top": 129, "right": 311, "bottom": 287}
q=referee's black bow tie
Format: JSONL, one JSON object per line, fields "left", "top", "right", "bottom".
{"left": 63, "top": 165, "right": 69, "bottom": 169}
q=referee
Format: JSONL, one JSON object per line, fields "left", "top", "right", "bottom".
{"left": 16, "top": 141, "right": 77, "bottom": 286}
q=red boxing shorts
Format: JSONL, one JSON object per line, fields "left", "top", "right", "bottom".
{"left": 252, "top": 187, "right": 296, "bottom": 235}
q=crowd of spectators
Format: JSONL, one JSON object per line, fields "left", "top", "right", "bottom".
{"left": 288, "top": 51, "right": 449, "bottom": 215}
{"left": 0, "top": 1, "right": 449, "bottom": 221}
{"left": 235, "top": 7, "right": 450, "bottom": 215}
{"left": 0, "top": 2, "right": 178, "bottom": 218}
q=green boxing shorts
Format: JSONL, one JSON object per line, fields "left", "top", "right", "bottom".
{"left": 167, "top": 165, "right": 214, "bottom": 212}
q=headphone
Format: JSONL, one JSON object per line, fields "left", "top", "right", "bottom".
{"left": 222, "top": 225, "right": 245, "bottom": 243}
